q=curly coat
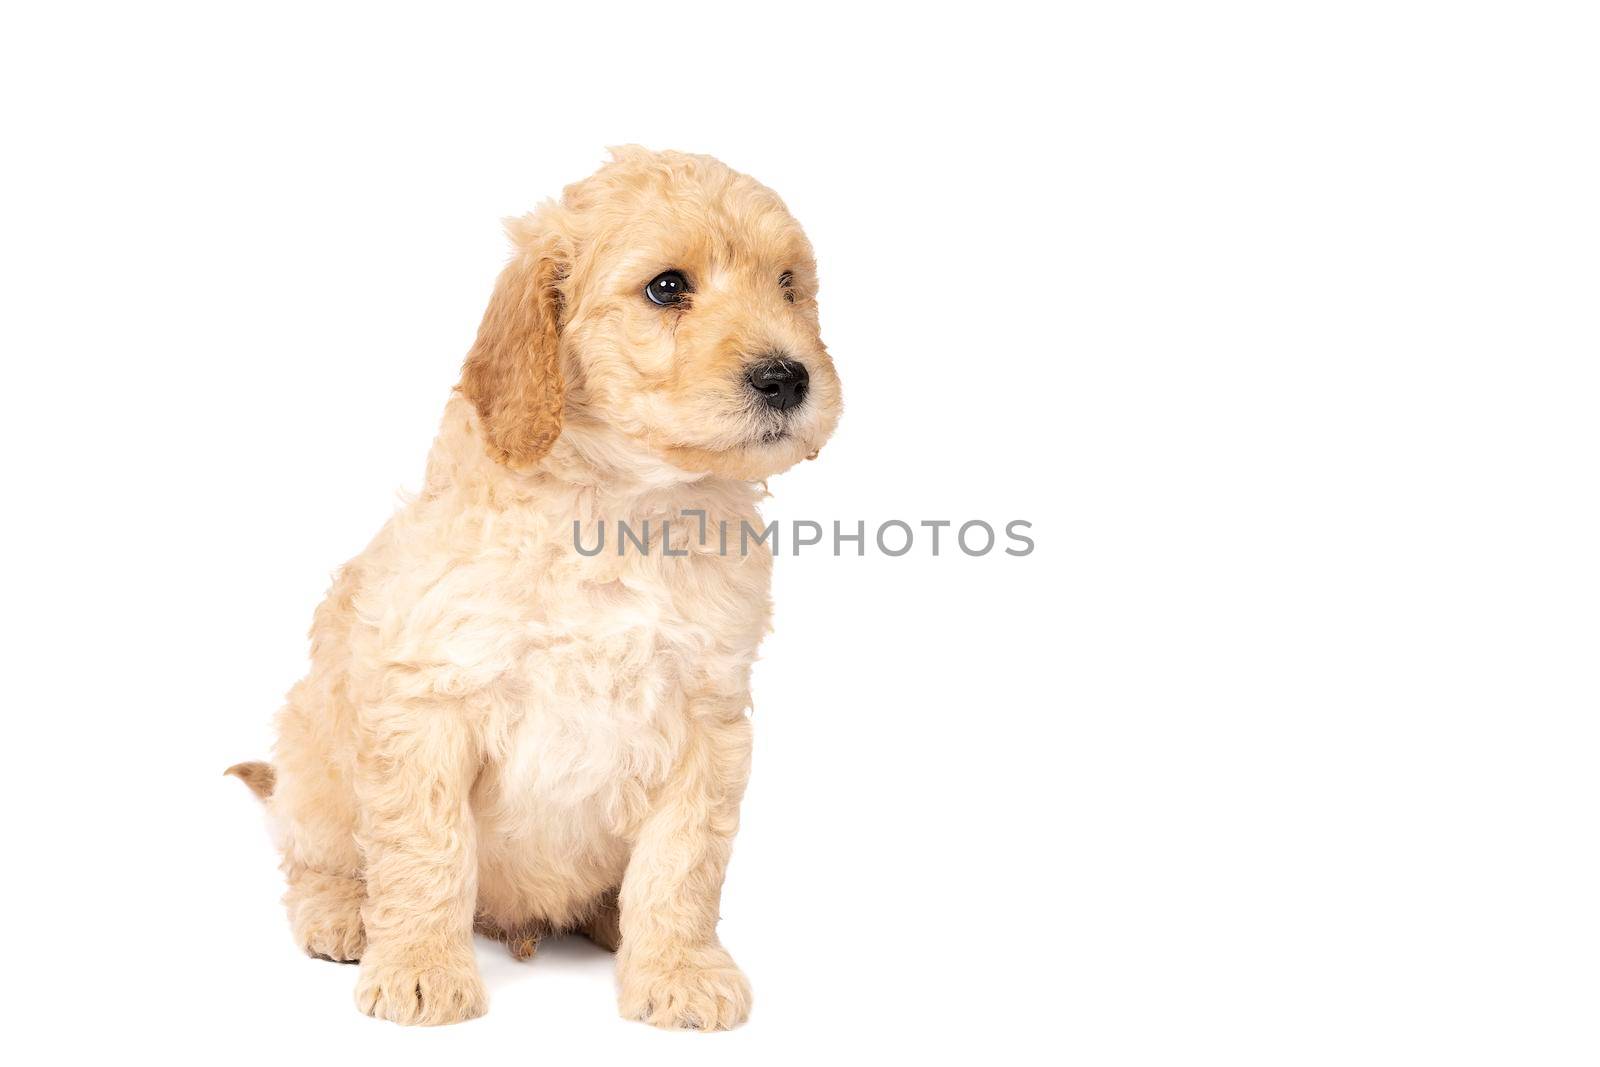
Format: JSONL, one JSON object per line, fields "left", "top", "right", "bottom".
{"left": 228, "top": 147, "right": 841, "bottom": 1028}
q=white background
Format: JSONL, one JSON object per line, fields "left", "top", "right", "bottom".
{"left": 2, "top": 2, "right": 1595, "bottom": 1063}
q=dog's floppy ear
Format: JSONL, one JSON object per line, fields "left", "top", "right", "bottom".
{"left": 459, "top": 212, "right": 570, "bottom": 467}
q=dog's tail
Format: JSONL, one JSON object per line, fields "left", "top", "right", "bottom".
{"left": 225, "top": 761, "right": 276, "bottom": 801}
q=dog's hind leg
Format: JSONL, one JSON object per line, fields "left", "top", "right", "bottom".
{"left": 272, "top": 676, "right": 369, "bottom": 963}
{"left": 277, "top": 769, "right": 367, "bottom": 963}
{"left": 228, "top": 753, "right": 367, "bottom": 963}
{"left": 277, "top": 784, "right": 367, "bottom": 963}
{"left": 285, "top": 865, "right": 367, "bottom": 963}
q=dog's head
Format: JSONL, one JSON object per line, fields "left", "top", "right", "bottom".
{"left": 460, "top": 147, "right": 841, "bottom": 482}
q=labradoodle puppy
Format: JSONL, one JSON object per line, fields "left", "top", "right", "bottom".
{"left": 228, "top": 147, "right": 842, "bottom": 1028}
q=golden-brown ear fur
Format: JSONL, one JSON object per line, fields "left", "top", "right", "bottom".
{"left": 459, "top": 214, "right": 569, "bottom": 467}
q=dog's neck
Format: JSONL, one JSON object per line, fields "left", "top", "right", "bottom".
{"left": 426, "top": 394, "right": 758, "bottom": 515}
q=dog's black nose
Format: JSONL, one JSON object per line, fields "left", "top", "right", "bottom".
{"left": 746, "top": 358, "right": 809, "bottom": 412}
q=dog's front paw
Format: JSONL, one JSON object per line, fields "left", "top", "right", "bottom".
{"left": 619, "top": 946, "right": 751, "bottom": 1030}
{"left": 354, "top": 950, "right": 486, "bottom": 1026}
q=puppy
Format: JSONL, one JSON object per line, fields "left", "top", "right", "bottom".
{"left": 228, "top": 147, "right": 841, "bottom": 1028}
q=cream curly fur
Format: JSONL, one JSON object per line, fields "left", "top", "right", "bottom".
{"left": 229, "top": 147, "right": 841, "bottom": 1029}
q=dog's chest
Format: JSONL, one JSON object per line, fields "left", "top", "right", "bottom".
{"left": 492, "top": 520, "right": 770, "bottom": 822}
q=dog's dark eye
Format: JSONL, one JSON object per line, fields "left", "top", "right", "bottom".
{"left": 645, "top": 270, "right": 691, "bottom": 307}
{"left": 779, "top": 271, "right": 795, "bottom": 303}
